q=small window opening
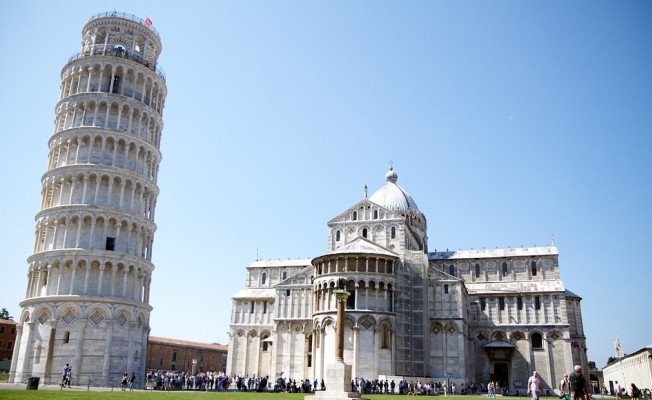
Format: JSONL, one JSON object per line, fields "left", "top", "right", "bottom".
{"left": 63, "top": 331, "right": 70, "bottom": 344}
{"left": 480, "top": 298, "right": 486, "bottom": 311}
{"left": 352, "top": 211, "right": 357, "bottom": 221}
{"left": 499, "top": 297, "right": 505, "bottom": 310}
{"left": 346, "top": 289, "right": 355, "bottom": 309}
{"left": 261, "top": 272, "right": 267, "bottom": 285}
{"left": 373, "top": 210, "right": 378, "bottom": 219}
{"left": 517, "top": 297, "right": 523, "bottom": 310}
{"left": 444, "top": 284, "right": 449, "bottom": 294}
{"left": 336, "top": 230, "right": 340, "bottom": 241}
{"left": 106, "top": 237, "right": 115, "bottom": 251}
{"left": 250, "top": 302, "right": 255, "bottom": 313}
{"left": 502, "top": 262, "right": 508, "bottom": 277}
{"left": 531, "top": 332, "right": 543, "bottom": 349}
{"left": 531, "top": 261, "right": 537, "bottom": 276}
{"left": 535, "top": 296, "right": 541, "bottom": 310}
{"left": 391, "top": 227, "right": 396, "bottom": 239}
{"left": 362, "top": 228, "right": 368, "bottom": 238}
{"left": 475, "top": 263, "right": 481, "bottom": 278}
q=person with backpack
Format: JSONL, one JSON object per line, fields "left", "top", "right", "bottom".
{"left": 569, "top": 365, "right": 589, "bottom": 400}
{"left": 630, "top": 383, "right": 641, "bottom": 400}
{"left": 559, "top": 373, "right": 571, "bottom": 399}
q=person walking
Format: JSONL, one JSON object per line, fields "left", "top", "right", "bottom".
{"left": 60, "top": 363, "right": 69, "bottom": 389}
{"left": 569, "top": 365, "right": 589, "bottom": 400}
{"left": 129, "top": 372, "right": 136, "bottom": 391}
{"left": 121, "top": 372, "right": 128, "bottom": 391}
{"left": 560, "top": 373, "right": 571, "bottom": 399}
{"left": 528, "top": 371, "right": 542, "bottom": 400}
{"left": 66, "top": 367, "right": 73, "bottom": 387}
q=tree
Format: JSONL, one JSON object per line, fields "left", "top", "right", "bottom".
{"left": 0, "top": 308, "right": 14, "bottom": 321}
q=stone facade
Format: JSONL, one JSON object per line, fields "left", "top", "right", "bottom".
{"left": 146, "top": 336, "right": 228, "bottom": 374}
{"left": 10, "top": 12, "right": 166, "bottom": 387}
{"left": 228, "top": 167, "right": 588, "bottom": 391}
{"left": 0, "top": 319, "right": 17, "bottom": 365}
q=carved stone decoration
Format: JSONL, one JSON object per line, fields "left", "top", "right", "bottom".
{"left": 514, "top": 260, "right": 527, "bottom": 272}
{"left": 486, "top": 261, "right": 496, "bottom": 272}
{"left": 459, "top": 263, "right": 470, "bottom": 273}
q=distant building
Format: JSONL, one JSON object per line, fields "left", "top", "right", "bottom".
{"left": 147, "top": 336, "right": 227, "bottom": 374}
{"left": 228, "top": 167, "right": 589, "bottom": 391}
{"left": 603, "top": 345, "right": 652, "bottom": 394}
{"left": 0, "top": 319, "right": 17, "bottom": 371}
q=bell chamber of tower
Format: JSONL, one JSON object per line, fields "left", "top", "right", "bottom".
{"left": 10, "top": 12, "right": 167, "bottom": 387}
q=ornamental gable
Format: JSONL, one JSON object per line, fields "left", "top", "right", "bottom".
{"left": 327, "top": 199, "right": 404, "bottom": 225}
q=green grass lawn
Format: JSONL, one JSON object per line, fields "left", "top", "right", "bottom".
{"left": 0, "top": 391, "right": 505, "bottom": 400}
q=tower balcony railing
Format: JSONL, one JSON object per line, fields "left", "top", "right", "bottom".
{"left": 68, "top": 46, "right": 166, "bottom": 82}
{"left": 88, "top": 11, "right": 161, "bottom": 39}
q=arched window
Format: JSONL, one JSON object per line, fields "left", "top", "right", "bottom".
{"left": 475, "top": 263, "right": 481, "bottom": 278}
{"left": 282, "top": 271, "right": 287, "bottom": 280}
{"left": 262, "top": 335, "right": 270, "bottom": 351}
{"left": 336, "top": 230, "right": 341, "bottom": 241}
{"left": 352, "top": 211, "right": 357, "bottom": 221}
{"left": 531, "top": 332, "right": 543, "bottom": 349}
{"left": 502, "top": 262, "right": 508, "bottom": 277}
{"left": 449, "top": 264, "right": 455, "bottom": 276}
{"left": 373, "top": 210, "right": 378, "bottom": 219}
{"left": 261, "top": 272, "right": 267, "bottom": 285}
{"left": 531, "top": 261, "right": 537, "bottom": 276}
{"left": 362, "top": 228, "right": 368, "bottom": 238}
{"left": 381, "top": 324, "right": 391, "bottom": 349}
{"left": 391, "top": 227, "right": 396, "bottom": 239}
{"left": 34, "top": 344, "right": 42, "bottom": 364}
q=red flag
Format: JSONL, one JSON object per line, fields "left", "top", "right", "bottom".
{"left": 144, "top": 16, "right": 153, "bottom": 27}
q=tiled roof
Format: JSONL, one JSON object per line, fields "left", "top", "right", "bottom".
{"left": 148, "top": 336, "right": 227, "bottom": 351}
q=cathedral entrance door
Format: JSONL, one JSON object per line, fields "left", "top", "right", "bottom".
{"left": 493, "top": 362, "right": 509, "bottom": 390}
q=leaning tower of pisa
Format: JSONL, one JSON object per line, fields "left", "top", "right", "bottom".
{"left": 10, "top": 12, "right": 166, "bottom": 387}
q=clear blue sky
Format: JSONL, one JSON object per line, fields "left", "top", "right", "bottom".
{"left": 1, "top": 1, "right": 650, "bottom": 370}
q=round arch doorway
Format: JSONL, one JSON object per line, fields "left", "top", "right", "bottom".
{"left": 492, "top": 362, "right": 509, "bottom": 390}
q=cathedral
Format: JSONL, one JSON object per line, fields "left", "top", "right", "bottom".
{"left": 227, "top": 167, "right": 588, "bottom": 391}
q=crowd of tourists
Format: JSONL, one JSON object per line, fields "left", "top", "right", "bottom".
{"left": 350, "top": 378, "right": 499, "bottom": 395}
{"left": 145, "top": 370, "right": 233, "bottom": 391}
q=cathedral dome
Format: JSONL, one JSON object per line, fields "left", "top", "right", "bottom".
{"left": 369, "top": 167, "right": 419, "bottom": 212}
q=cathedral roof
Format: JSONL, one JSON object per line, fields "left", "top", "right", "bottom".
{"left": 247, "top": 259, "right": 312, "bottom": 268}
{"left": 429, "top": 245, "right": 558, "bottom": 260}
{"left": 232, "top": 288, "right": 277, "bottom": 299}
{"left": 368, "top": 167, "right": 419, "bottom": 212}
{"left": 564, "top": 289, "right": 582, "bottom": 299}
